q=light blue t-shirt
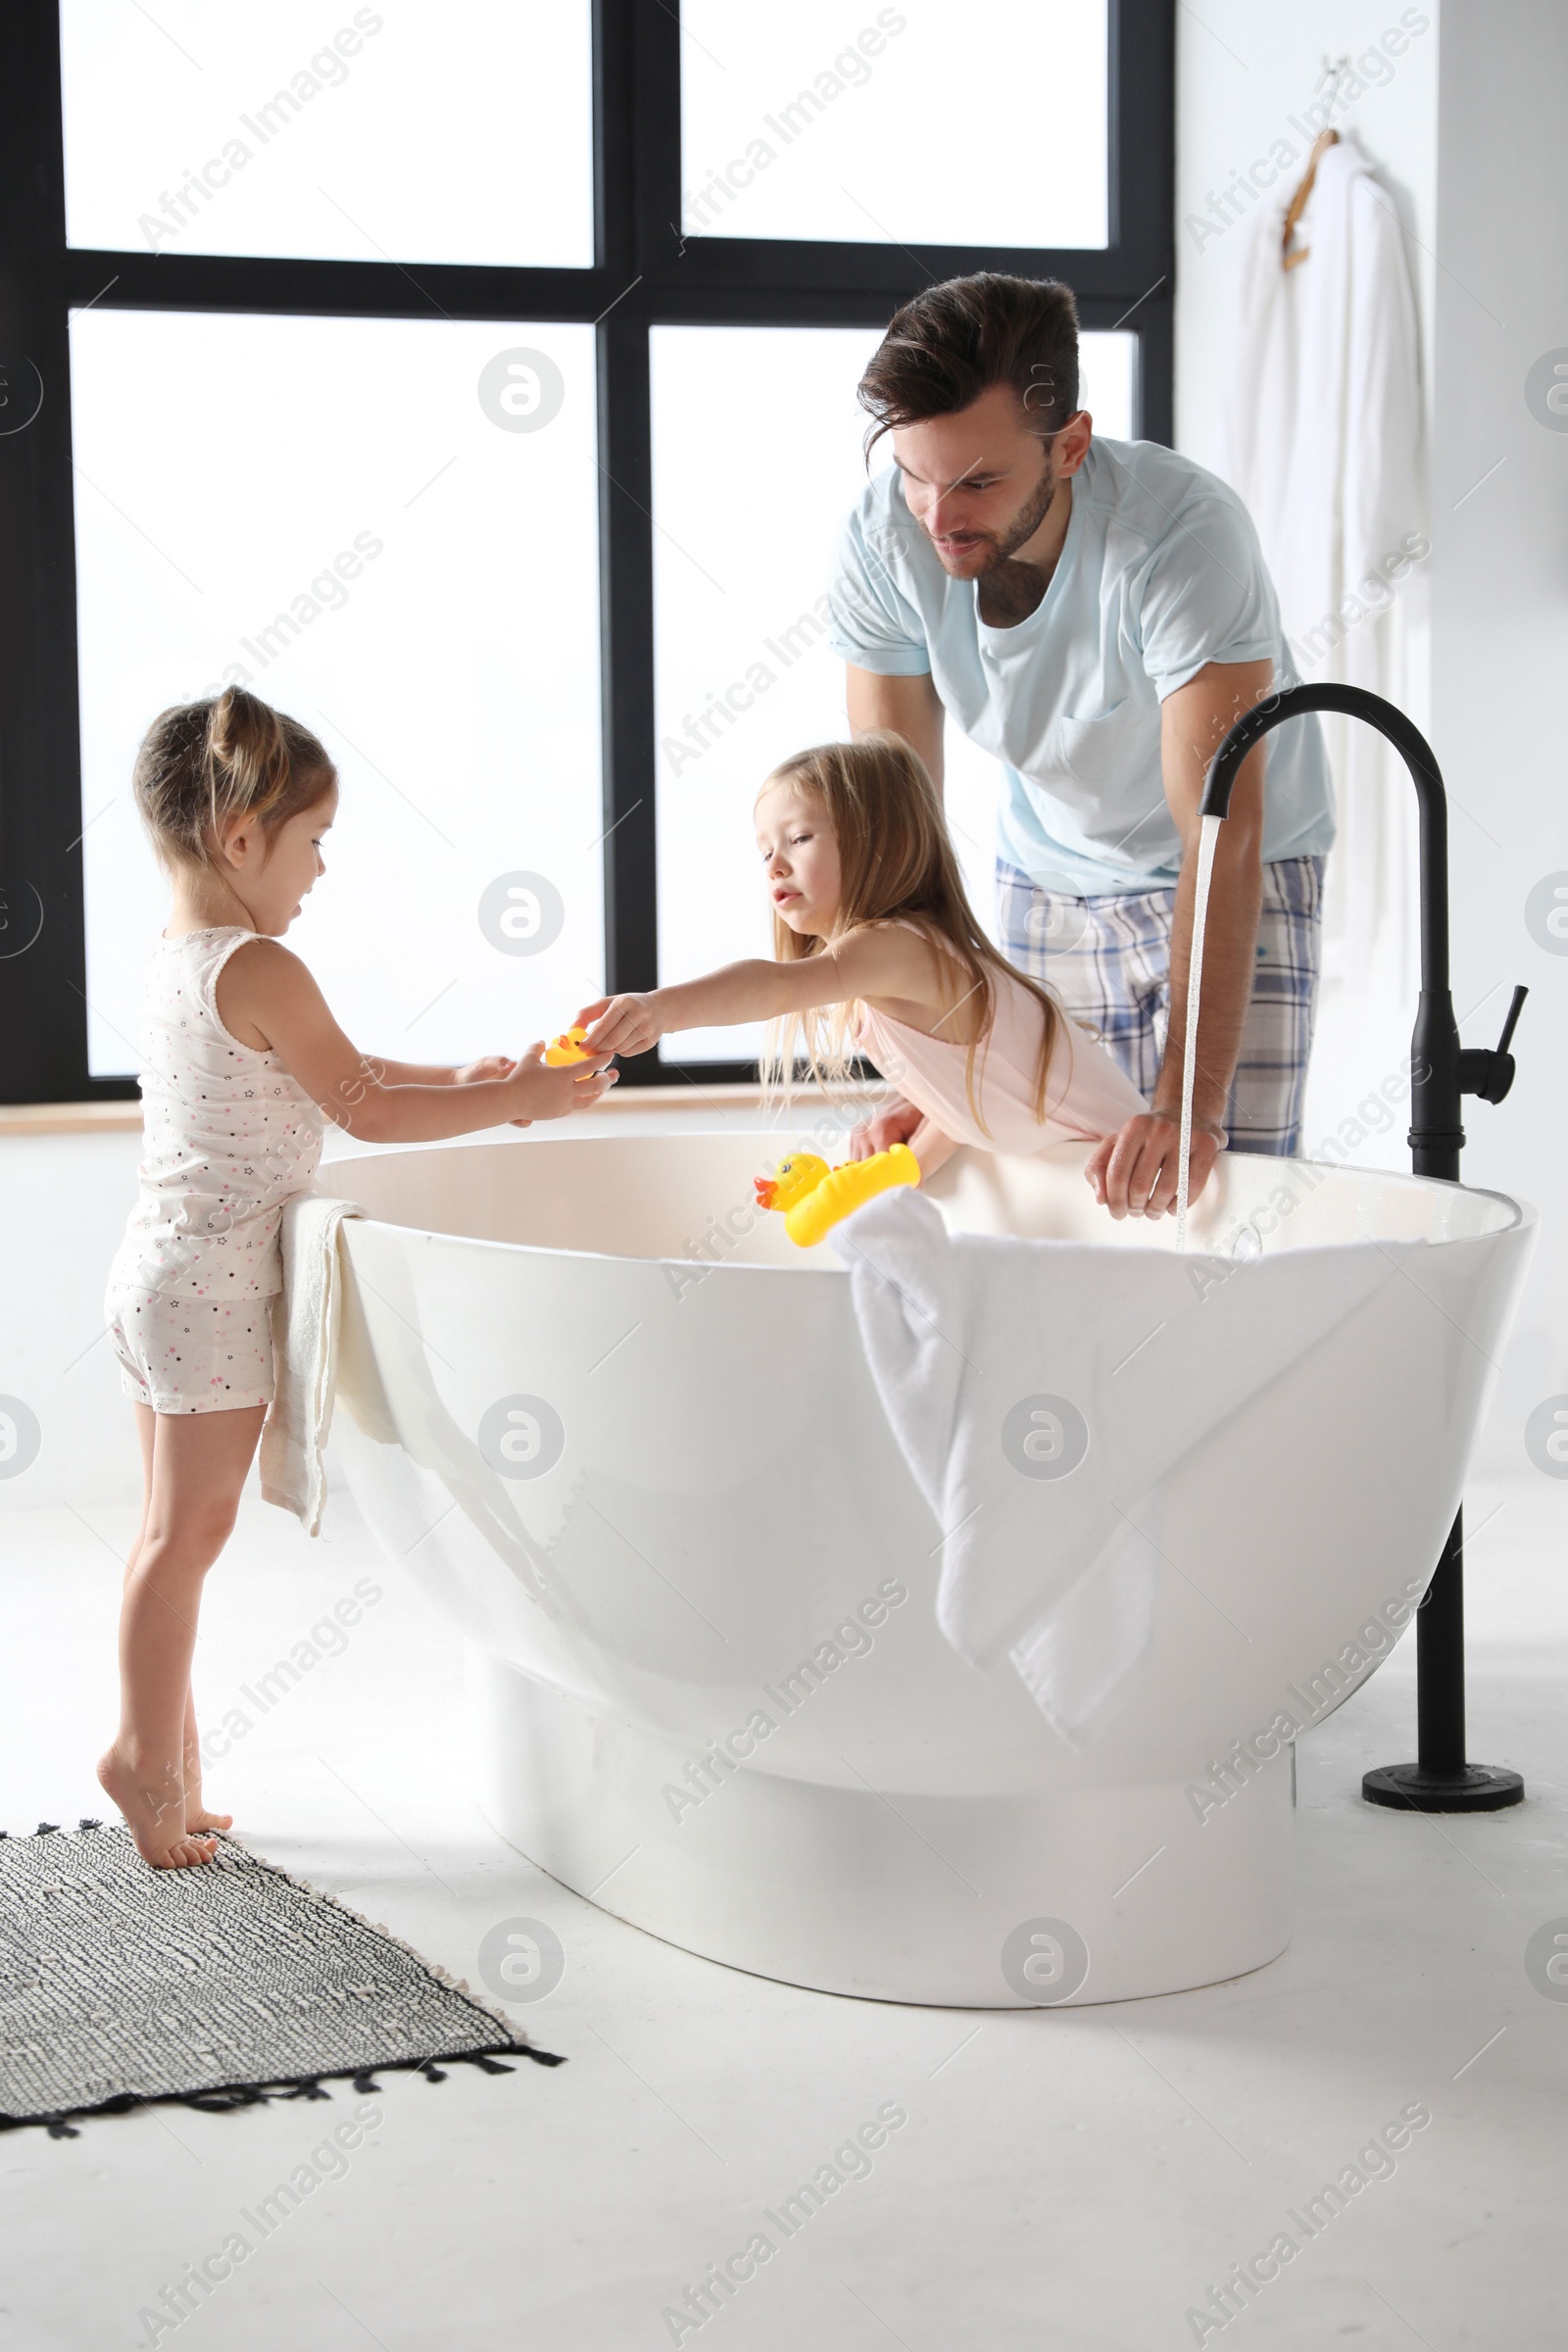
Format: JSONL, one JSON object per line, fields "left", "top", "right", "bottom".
{"left": 826, "top": 435, "right": 1335, "bottom": 896}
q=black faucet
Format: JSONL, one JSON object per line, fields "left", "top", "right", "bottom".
{"left": 1202, "top": 680, "right": 1528, "bottom": 1815}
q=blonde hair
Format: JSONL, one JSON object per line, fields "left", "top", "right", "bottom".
{"left": 757, "top": 731, "right": 1061, "bottom": 1129}
{"left": 131, "top": 685, "right": 335, "bottom": 873}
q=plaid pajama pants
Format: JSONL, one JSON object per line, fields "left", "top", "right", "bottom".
{"left": 997, "top": 855, "right": 1327, "bottom": 1155}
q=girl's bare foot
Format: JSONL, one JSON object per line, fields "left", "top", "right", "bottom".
{"left": 96, "top": 1745, "right": 219, "bottom": 1870}
{"left": 182, "top": 1748, "right": 232, "bottom": 1837}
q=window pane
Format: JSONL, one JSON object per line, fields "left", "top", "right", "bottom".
{"left": 680, "top": 1, "right": 1106, "bottom": 249}
{"left": 652, "top": 325, "right": 1136, "bottom": 1061}
{"left": 72, "top": 311, "right": 602, "bottom": 1078}
{"left": 61, "top": 1, "right": 593, "bottom": 267}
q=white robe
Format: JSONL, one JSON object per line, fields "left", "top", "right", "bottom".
{"left": 1222, "top": 131, "right": 1425, "bottom": 1005}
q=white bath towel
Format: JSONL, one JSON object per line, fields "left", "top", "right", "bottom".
{"left": 833, "top": 1191, "right": 1419, "bottom": 1740}
{"left": 260, "top": 1191, "right": 363, "bottom": 1537}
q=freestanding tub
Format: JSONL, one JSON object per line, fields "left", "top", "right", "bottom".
{"left": 320, "top": 1128, "right": 1533, "bottom": 2007}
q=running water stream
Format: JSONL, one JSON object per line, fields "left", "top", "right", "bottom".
{"left": 1174, "top": 811, "right": 1224, "bottom": 1251}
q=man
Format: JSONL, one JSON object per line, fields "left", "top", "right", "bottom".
{"left": 829, "top": 272, "right": 1334, "bottom": 1216}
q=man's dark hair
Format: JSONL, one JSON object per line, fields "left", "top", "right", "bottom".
{"left": 857, "top": 272, "right": 1081, "bottom": 456}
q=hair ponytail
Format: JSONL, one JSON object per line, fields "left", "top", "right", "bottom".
{"left": 132, "top": 686, "right": 335, "bottom": 871}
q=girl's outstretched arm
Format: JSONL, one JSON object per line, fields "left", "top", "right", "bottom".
{"left": 354, "top": 1053, "right": 517, "bottom": 1088}
{"left": 218, "top": 940, "right": 616, "bottom": 1142}
{"left": 575, "top": 924, "right": 941, "bottom": 1058}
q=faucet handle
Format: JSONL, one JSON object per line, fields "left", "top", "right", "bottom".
{"left": 1459, "top": 984, "right": 1528, "bottom": 1106}
{"left": 1494, "top": 983, "right": 1529, "bottom": 1057}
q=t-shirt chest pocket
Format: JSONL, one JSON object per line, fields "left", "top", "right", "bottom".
{"left": 1048, "top": 696, "right": 1155, "bottom": 790}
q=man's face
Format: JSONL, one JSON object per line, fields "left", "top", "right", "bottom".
{"left": 891, "top": 383, "right": 1090, "bottom": 579}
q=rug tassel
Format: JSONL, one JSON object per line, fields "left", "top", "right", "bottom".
{"left": 420, "top": 2061, "right": 447, "bottom": 2083}
{"left": 351, "top": 2071, "right": 380, "bottom": 2094}
{"left": 465, "top": 2053, "right": 514, "bottom": 2077}
{"left": 77, "top": 1817, "right": 103, "bottom": 1832}
{"left": 36, "top": 1822, "right": 60, "bottom": 1836}
{"left": 46, "top": 2118, "right": 80, "bottom": 2138}
{"left": 187, "top": 2083, "right": 272, "bottom": 2114}
{"left": 273, "top": 2078, "right": 331, "bottom": 2103}
{"left": 518, "top": 2046, "right": 567, "bottom": 2069}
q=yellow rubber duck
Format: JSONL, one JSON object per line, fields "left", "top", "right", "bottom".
{"left": 544, "top": 1026, "right": 593, "bottom": 1066}
{"left": 754, "top": 1144, "right": 921, "bottom": 1248}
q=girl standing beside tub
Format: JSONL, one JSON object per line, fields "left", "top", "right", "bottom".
{"left": 99, "top": 687, "right": 614, "bottom": 1868}
{"left": 575, "top": 731, "right": 1150, "bottom": 1182}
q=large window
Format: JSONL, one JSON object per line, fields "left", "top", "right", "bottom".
{"left": 60, "top": 1, "right": 595, "bottom": 268}
{"left": 72, "top": 309, "right": 604, "bottom": 1073}
{"left": 651, "top": 323, "right": 1136, "bottom": 1062}
{"left": 0, "top": 1, "right": 1174, "bottom": 1100}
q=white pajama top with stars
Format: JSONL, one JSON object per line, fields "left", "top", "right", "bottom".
{"left": 107, "top": 926, "right": 324, "bottom": 1304}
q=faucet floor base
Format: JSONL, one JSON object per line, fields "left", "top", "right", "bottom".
{"left": 1362, "top": 1760, "right": 1524, "bottom": 1813}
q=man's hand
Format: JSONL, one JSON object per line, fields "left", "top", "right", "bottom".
{"left": 1085, "top": 1111, "right": 1226, "bottom": 1219}
{"left": 849, "top": 1098, "right": 923, "bottom": 1160}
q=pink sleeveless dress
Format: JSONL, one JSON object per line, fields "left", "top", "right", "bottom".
{"left": 855, "top": 936, "right": 1146, "bottom": 1152}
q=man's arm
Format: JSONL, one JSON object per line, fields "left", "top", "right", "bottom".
{"left": 846, "top": 665, "right": 946, "bottom": 793}
{"left": 1087, "top": 657, "right": 1271, "bottom": 1218}
{"left": 844, "top": 663, "right": 948, "bottom": 1156}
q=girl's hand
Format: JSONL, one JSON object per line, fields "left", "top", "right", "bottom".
{"left": 455, "top": 1054, "right": 515, "bottom": 1086}
{"left": 850, "top": 1098, "right": 922, "bottom": 1160}
{"left": 508, "top": 1040, "right": 617, "bottom": 1124}
{"left": 576, "top": 994, "right": 662, "bottom": 1058}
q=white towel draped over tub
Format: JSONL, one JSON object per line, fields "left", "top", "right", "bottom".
{"left": 260, "top": 1192, "right": 363, "bottom": 1537}
{"left": 833, "top": 1191, "right": 1419, "bottom": 1743}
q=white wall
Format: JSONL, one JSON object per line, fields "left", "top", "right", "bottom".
{"left": 1175, "top": 0, "right": 1441, "bottom": 1159}
{"left": 1425, "top": 0, "right": 1568, "bottom": 1438}
{"left": 1176, "top": 2, "right": 1440, "bottom": 482}
{"left": 1175, "top": 0, "right": 1567, "bottom": 1469}
{"left": 0, "top": 1133, "right": 147, "bottom": 1508}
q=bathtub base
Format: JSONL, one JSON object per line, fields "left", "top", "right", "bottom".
{"left": 471, "top": 1654, "right": 1295, "bottom": 2007}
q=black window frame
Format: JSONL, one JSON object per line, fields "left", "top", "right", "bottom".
{"left": 0, "top": 0, "right": 1174, "bottom": 1102}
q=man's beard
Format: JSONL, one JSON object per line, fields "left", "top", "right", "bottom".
{"left": 925, "top": 449, "right": 1059, "bottom": 575}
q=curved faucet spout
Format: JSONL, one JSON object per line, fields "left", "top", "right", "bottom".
{"left": 1201, "top": 681, "right": 1526, "bottom": 1183}
{"left": 1201, "top": 680, "right": 1449, "bottom": 988}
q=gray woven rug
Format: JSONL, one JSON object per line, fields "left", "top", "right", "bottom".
{"left": 0, "top": 1819, "right": 562, "bottom": 2136}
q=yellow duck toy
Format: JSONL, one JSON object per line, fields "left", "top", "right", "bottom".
{"left": 544, "top": 1026, "right": 593, "bottom": 1066}
{"left": 754, "top": 1144, "right": 921, "bottom": 1248}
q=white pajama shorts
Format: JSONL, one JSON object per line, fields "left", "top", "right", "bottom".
{"left": 105, "top": 1289, "right": 277, "bottom": 1415}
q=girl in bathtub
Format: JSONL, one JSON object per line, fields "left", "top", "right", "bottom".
{"left": 99, "top": 686, "right": 615, "bottom": 1868}
{"left": 574, "top": 731, "right": 1150, "bottom": 1185}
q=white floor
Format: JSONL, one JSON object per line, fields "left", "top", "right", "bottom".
{"left": 2, "top": 1468, "right": 1564, "bottom": 2352}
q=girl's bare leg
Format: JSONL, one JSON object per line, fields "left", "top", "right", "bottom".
{"left": 111, "top": 1401, "right": 232, "bottom": 1843}
{"left": 98, "top": 1402, "right": 265, "bottom": 1868}
{"left": 182, "top": 1681, "right": 232, "bottom": 1837}
{"left": 114, "top": 1408, "right": 233, "bottom": 1839}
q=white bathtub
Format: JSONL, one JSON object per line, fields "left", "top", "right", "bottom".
{"left": 320, "top": 1129, "right": 1532, "bottom": 2007}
